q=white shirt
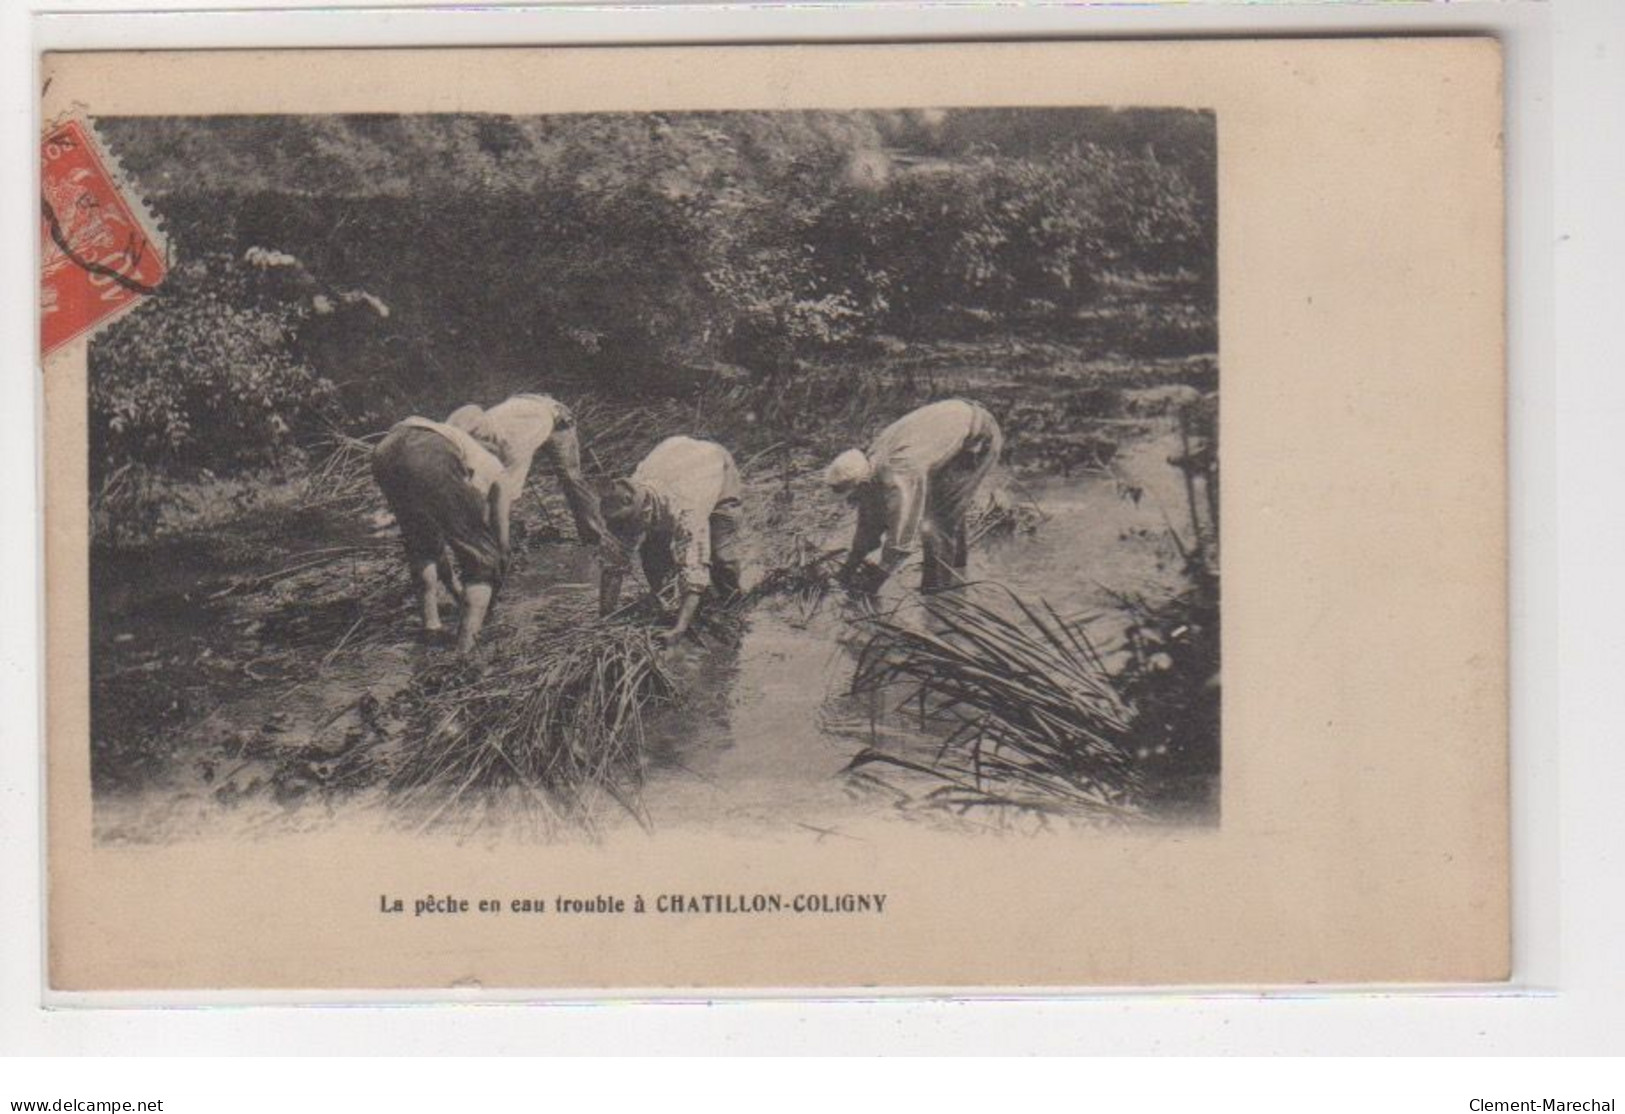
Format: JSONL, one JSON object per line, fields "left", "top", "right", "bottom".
{"left": 605, "top": 437, "right": 741, "bottom": 592}
{"left": 859, "top": 399, "right": 998, "bottom": 556}
{"left": 461, "top": 394, "right": 564, "bottom": 500}
{"left": 398, "top": 416, "right": 504, "bottom": 495}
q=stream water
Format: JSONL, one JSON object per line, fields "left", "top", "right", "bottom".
{"left": 91, "top": 429, "right": 1205, "bottom": 844}
{"left": 627, "top": 432, "right": 1199, "bottom": 837}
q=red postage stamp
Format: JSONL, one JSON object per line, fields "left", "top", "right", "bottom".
{"left": 40, "top": 118, "right": 168, "bottom": 359}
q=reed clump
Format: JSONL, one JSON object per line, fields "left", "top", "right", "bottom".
{"left": 966, "top": 487, "right": 1049, "bottom": 548}
{"left": 568, "top": 396, "right": 701, "bottom": 476}
{"left": 846, "top": 585, "right": 1143, "bottom": 821}
{"left": 302, "top": 431, "right": 385, "bottom": 512}
{"left": 747, "top": 537, "right": 844, "bottom": 624}
{"left": 386, "top": 613, "right": 677, "bottom": 830}
{"left": 214, "top": 539, "right": 409, "bottom": 660}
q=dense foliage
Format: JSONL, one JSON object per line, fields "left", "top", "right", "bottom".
{"left": 90, "top": 108, "right": 1215, "bottom": 480}
{"left": 89, "top": 252, "right": 339, "bottom": 478}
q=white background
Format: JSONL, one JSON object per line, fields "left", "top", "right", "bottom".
{"left": 2, "top": 0, "right": 1619, "bottom": 1092}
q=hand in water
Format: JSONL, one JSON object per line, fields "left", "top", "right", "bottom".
{"left": 841, "top": 560, "right": 886, "bottom": 600}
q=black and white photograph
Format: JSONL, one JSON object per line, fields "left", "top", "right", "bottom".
{"left": 11, "top": 0, "right": 1599, "bottom": 1070}
{"left": 83, "top": 105, "right": 1220, "bottom": 844}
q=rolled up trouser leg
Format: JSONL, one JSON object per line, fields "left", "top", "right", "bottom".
{"left": 708, "top": 497, "right": 745, "bottom": 602}
{"left": 373, "top": 425, "right": 504, "bottom": 596}
{"left": 543, "top": 421, "right": 605, "bottom": 546}
{"left": 920, "top": 524, "right": 952, "bottom": 592}
{"left": 921, "top": 431, "right": 1000, "bottom": 591}
{"left": 951, "top": 517, "right": 969, "bottom": 573}
{"left": 443, "top": 503, "right": 505, "bottom": 600}
{"left": 374, "top": 427, "right": 451, "bottom": 580}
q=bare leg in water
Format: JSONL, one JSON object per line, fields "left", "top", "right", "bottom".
{"left": 458, "top": 583, "right": 494, "bottom": 653}
{"left": 415, "top": 560, "right": 445, "bottom": 634}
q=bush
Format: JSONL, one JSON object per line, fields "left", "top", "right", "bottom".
{"left": 824, "top": 145, "right": 1210, "bottom": 334}
{"left": 847, "top": 586, "right": 1144, "bottom": 821}
{"left": 93, "top": 110, "right": 1218, "bottom": 478}
{"left": 89, "top": 254, "right": 338, "bottom": 481}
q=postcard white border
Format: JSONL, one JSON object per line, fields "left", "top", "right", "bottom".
{"left": 0, "top": 0, "right": 1606, "bottom": 1055}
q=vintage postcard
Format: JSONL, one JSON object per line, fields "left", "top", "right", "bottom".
{"left": 41, "top": 40, "right": 1505, "bottom": 993}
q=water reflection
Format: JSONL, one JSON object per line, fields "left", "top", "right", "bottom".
{"left": 633, "top": 433, "right": 1196, "bottom": 834}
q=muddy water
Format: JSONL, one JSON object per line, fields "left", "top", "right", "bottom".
{"left": 626, "top": 433, "right": 1195, "bottom": 837}
{"left": 93, "top": 542, "right": 611, "bottom": 843}
{"left": 93, "top": 430, "right": 1198, "bottom": 843}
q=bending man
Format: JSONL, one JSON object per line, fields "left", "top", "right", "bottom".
{"left": 371, "top": 415, "right": 508, "bottom": 652}
{"left": 447, "top": 393, "right": 604, "bottom": 557}
{"left": 596, "top": 436, "right": 744, "bottom": 647}
{"left": 825, "top": 398, "right": 1003, "bottom": 593}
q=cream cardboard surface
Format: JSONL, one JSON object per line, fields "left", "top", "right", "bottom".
{"left": 42, "top": 40, "right": 1506, "bottom": 991}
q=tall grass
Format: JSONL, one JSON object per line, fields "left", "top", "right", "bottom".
{"left": 257, "top": 400, "right": 1096, "bottom": 830}
{"left": 966, "top": 486, "right": 1049, "bottom": 548}
{"left": 747, "top": 536, "right": 845, "bottom": 624}
{"left": 847, "top": 585, "right": 1143, "bottom": 821}
{"left": 386, "top": 615, "right": 676, "bottom": 833}
{"left": 302, "top": 430, "right": 385, "bottom": 512}
{"left": 209, "top": 534, "right": 408, "bottom": 662}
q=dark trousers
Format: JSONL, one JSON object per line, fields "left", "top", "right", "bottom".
{"left": 372, "top": 425, "right": 504, "bottom": 587}
{"left": 639, "top": 497, "right": 744, "bottom": 603}
{"left": 919, "top": 432, "right": 999, "bottom": 592}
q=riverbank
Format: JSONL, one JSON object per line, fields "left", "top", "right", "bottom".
{"left": 88, "top": 339, "right": 1217, "bottom": 841}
